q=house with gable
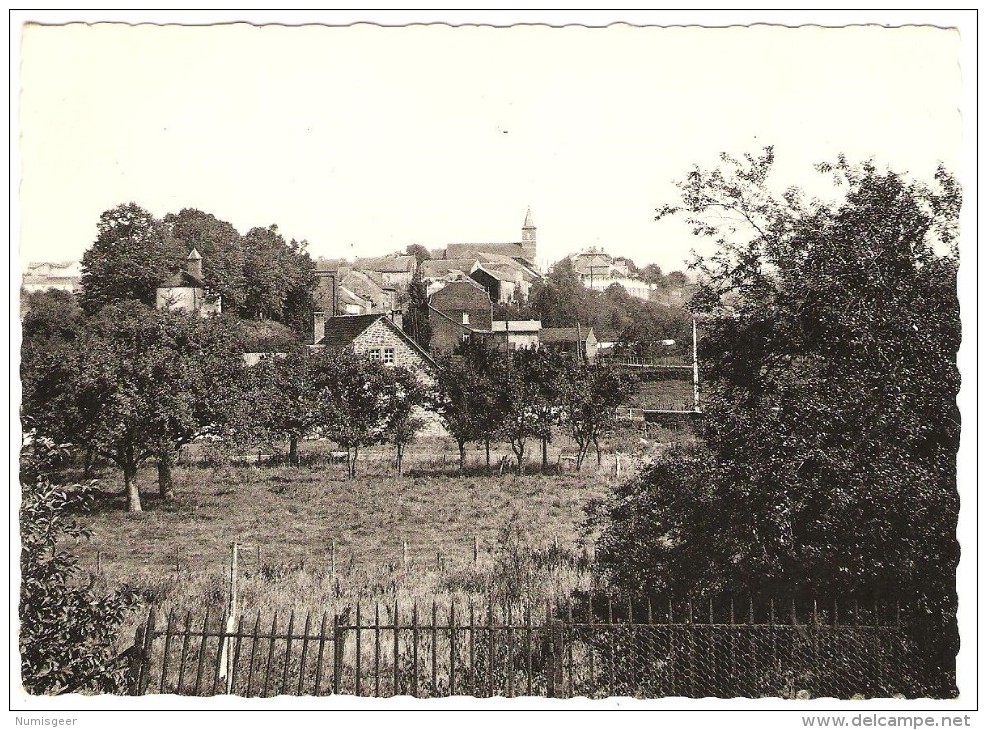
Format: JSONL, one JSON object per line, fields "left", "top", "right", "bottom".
{"left": 155, "top": 249, "right": 221, "bottom": 317}
{"left": 311, "top": 311, "right": 436, "bottom": 386}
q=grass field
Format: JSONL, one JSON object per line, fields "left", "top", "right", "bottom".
{"left": 71, "top": 429, "right": 680, "bottom": 646}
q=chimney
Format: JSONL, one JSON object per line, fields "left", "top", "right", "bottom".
{"left": 313, "top": 311, "right": 326, "bottom": 344}
{"left": 391, "top": 310, "right": 403, "bottom": 330}
{"left": 187, "top": 248, "right": 203, "bottom": 280}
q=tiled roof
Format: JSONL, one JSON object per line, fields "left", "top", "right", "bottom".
{"left": 471, "top": 265, "right": 515, "bottom": 282}
{"left": 159, "top": 270, "right": 206, "bottom": 288}
{"left": 313, "top": 313, "right": 382, "bottom": 347}
{"left": 445, "top": 243, "right": 529, "bottom": 260}
{"left": 342, "top": 270, "right": 388, "bottom": 303}
{"left": 353, "top": 255, "right": 417, "bottom": 273}
{"left": 420, "top": 258, "right": 479, "bottom": 278}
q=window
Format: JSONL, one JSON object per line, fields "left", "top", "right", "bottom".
{"left": 462, "top": 312, "right": 470, "bottom": 325}
{"left": 383, "top": 348, "right": 395, "bottom": 365}
{"left": 368, "top": 349, "right": 381, "bottom": 362}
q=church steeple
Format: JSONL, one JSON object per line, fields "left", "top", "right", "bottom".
{"left": 521, "top": 207, "right": 536, "bottom": 262}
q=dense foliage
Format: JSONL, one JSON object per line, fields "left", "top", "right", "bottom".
{"left": 528, "top": 257, "right": 693, "bottom": 355}
{"left": 81, "top": 205, "right": 317, "bottom": 336}
{"left": 432, "top": 339, "right": 636, "bottom": 473}
{"left": 590, "top": 150, "right": 961, "bottom": 694}
{"left": 22, "top": 303, "right": 247, "bottom": 511}
{"left": 19, "top": 441, "right": 137, "bottom": 694}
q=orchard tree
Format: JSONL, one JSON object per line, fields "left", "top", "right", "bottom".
{"left": 241, "top": 349, "right": 315, "bottom": 467}
{"left": 513, "top": 348, "right": 567, "bottom": 470}
{"left": 80, "top": 203, "right": 185, "bottom": 314}
{"left": 22, "top": 303, "right": 245, "bottom": 510}
{"left": 309, "top": 348, "right": 407, "bottom": 477}
{"left": 559, "top": 362, "right": 637, "bottom": 470}
{"left": 432, "top": 339, "right": 504, "bottom": 473}
{"left": 384, "top": 367, "right": 426, "bottom": 476}
{"left": 591, "top": 149, "right": 961, "bottom": 694}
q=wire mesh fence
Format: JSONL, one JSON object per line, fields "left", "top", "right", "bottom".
{"left": 131, "top": 596, "right": 937, "bottom": 699}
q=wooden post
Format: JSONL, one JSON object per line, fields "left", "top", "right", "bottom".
{"left": 332, "top": 612, "right": 343, "bottom": 695}
{"left": 545, "top": 599, "right": 557, "bottom": 698}
{"left": 403, "top": 540, "right": 408, "bottom": 569}
{"left": 330, "top": 540, "right": 336, "bottom": 581}
{"left": 473, "top": 535, "right": 479, "bottom": 565}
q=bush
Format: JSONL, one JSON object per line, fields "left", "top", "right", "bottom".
{"left": 19, "top": 441, "right": 138, "bottom": 694}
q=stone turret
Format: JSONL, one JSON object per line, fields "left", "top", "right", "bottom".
{"left": 187, "top": 248, "right": 203, "bottom": 280}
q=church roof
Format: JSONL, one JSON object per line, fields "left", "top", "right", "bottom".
{"left": 159, "top": 270, "right": 205, "bottom": 288}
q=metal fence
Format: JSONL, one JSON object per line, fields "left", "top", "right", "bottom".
{"left": 131, "top": 597, "right": 923, "bottom": 699}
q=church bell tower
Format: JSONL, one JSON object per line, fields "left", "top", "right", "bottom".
{"left": 521, "top": 207, "right": 536, "bottom": 263}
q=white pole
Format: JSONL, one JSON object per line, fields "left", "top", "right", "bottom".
{"left": 221, "top": 541, "right": 238, "bottom": 690}
{"left": 692, "top": 317, "right": 700, "bottom": 412}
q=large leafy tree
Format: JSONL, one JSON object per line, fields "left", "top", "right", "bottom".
{"left": 79, "top": 203, "right": 185, "bottom": 314}
{"left": 163, "top": 208, "right": 247, "bottom": 314}
{"left": 240, "top": 225, "right": 317, "bottom": 334}
{"left": 591, "top": 150, "right": 961, "bottom": 694}
{"left": 22, "top": 303, "right": 246, "bottom": 511}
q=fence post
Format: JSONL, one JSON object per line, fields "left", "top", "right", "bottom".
{"left": 333, "top": 612, "right": 344, "bottom": 695}
{"left": 128, "top": 610, "right": 154, "bottom": 696}
{"left": 545, "top": 599, "right": 556, "bottom": 699}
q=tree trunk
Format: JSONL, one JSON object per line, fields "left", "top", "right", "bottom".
{"left": 512, "top": 440, "right": 525, "bottom": 476}
{"left": 541, "top": 436, "right": 548, "bottom": 471}
{"left": 458, "top": 441, "right": 466, "bottom": 475}
{"left": 83, "top": 445, "right": 95, "bottom": 479}
{"left": 349, "top": 446, "right": 358, "bottom": 478}
{"left": 396, "top": 444, "right": 404, "bottom": 476}
{"left": 157, "top": 449, "right": 175, "bottom": 501}
{"left": 594, "top": 436, "right": 602, "bottom": 466}
{"left": 289, "top": 435, "right": 299, "bottom": 467}
{"left": 124, "top": 463, "right": 142, "bottom": 513}
{"left": 575, "top": 442, "right": 587, "bottom": 472}
{"left": 485, "top": 440, "right": 491, "bottom": 471}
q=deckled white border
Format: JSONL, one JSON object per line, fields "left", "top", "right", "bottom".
{"left": 7, "top": 9, "right": 978, "bottom": 725}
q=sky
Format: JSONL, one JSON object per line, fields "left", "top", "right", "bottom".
{"left": 17, "top": 17, "right": 963, "bottom": 275}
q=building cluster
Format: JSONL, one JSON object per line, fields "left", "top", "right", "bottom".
{"left": 23, "top": 208, "right": 685, "bottom": 372}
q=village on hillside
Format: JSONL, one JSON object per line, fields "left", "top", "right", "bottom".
{"left": 22, "top": 207, "right": 696, "bottom": 383}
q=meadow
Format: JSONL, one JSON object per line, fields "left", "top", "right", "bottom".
{"left": 74, "top": 426, "right": 683, "bottom": 646}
